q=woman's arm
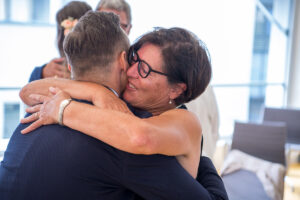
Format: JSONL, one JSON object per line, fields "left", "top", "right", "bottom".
{"left": 20, "top": 78, "right": 130, "bottom": 112}
{"left": 21, "top": 78, "right": 95, "bottom": 105}
{"left": 64, "top": 102, "right": 201, "bottom": 155}
{"left": 22, "top": 89, "right": 202, "bottom": 157}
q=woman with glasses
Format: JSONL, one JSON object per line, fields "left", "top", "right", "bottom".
{"left": 20, "top": 27, "right": 211, "bottom": 179}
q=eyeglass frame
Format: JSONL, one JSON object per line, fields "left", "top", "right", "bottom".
{"left": 128, "top": 49, "right": 170, "bottom": 78}
{"left": 120, "top": 23, "right": 130, "bottom": 30}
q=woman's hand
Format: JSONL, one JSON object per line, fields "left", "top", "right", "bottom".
{"left": 20, "top": 87, "right": 71, "bottom": 134}
{"left": 20, "top": 78, "right": 131, "bottom": 114}
{"left": 92, "top": 90, "right": 131, "bottom": 114}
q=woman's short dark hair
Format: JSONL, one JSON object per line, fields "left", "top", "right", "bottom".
{"left": 56, "top": 1, "right": 92, "bottom": 57}
{"left": 129, "top": 27, "right": 212, "bottom": 105}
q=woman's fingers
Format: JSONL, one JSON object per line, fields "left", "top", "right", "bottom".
{"left": 49, "top": 87, "right": 61, "bottom": 95}
{"left": 55, "top": 71, "right": 66, "bottom": 78}
{"left": 21, "top": 119, "right": 43, "bottom": 134}
{"left": 25, "top": 104, "right": 42, "bottom": 113}
{"left": 20, "top": 88, "right": 67, "bottom": 134}
{"left": 20, "top": 88, "right": 69, "bottom": 134}
{"left": 20, "top": 112, "right": 39, "bottom": 124}
{"left": 29, "top": 94, "right": 49, "bottom": 104}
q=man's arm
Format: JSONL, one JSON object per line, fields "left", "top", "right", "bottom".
{"left": 196, "top": 156, "right": 228, "bottom": 200}
{"left": 124, "top": 154, "right": 222, "bottom": 200}
{"left": 29, "top": 65, "right": 45, "bottom": 82}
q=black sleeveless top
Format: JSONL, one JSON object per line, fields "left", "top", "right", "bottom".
{"left": 177, "top": 104, "right": 204, "bottom": 156}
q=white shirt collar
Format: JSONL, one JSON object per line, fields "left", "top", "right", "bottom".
{"left": 107, "top": 87, "right": 119, "bottom": 97}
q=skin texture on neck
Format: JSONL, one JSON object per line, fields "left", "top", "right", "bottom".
{"left": 73, "top": 76, "right": 121, "bottom": 97}
{"left": 148, "top": 104, "right": 177, "bottom": 116}
{"left": 71, "top": 68, "right": 122, "bottom": 97}
{"left": 70, "top": 50, "right": 128, "bottom": 97}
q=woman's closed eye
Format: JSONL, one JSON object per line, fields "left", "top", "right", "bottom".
{"left": 139, "top": 62, "right": 148, "bottom": 75}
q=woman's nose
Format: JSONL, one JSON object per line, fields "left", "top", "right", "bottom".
{"left": 127, "top": 62, "right": 139, "bottom": 78}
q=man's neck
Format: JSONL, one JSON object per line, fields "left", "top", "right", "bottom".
{"left": 73, "top": 75, "right": 121, "bottom": 97}
{"left": 101, "top": 80, "right": 120, "bottom": 97}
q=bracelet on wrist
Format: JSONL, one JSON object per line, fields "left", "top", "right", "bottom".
{"left": 58, "top": 98, "right": 72, "bottom": 126}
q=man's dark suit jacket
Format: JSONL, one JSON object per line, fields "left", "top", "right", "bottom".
{"left": 0, "top": 108, "right": 228, "bottom": 200}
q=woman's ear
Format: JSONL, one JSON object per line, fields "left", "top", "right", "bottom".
{"left": 169, "top": 83, "right": 187, "bottom": 100}
{"left": 67, "top": 64, "right": 71, "bottom": 72}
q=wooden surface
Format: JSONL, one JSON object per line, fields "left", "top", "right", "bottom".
{"left": 284, "top": 163, "right": 300, "bottom": 200}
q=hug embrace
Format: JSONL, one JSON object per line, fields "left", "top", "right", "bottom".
{"left": 0, "top": 9, "right": 228, "bottom": 200}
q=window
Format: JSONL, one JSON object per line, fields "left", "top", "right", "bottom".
{"left": 248, "top": 5, "right": 272, "bottom": 121}
{"left": 0, "top": 0, "right": 86, "bottom": 25}
{"left": 213, "top": 0, "right": 293, "bottom": 138}
{"left": 3, "top": 103, "right": 20, "bottom": 139}
{"left": 0, "top": 89, "right": 23, "bottom": 154}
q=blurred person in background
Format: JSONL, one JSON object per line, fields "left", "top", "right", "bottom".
{"left": 29, "top": 1, "right": 92, "bottom": 82}
{"left": 96, "top": 0, "right": 132, "bottom": 35}
{"left": 186, "top": 85, "right": 220, "bottom": 159}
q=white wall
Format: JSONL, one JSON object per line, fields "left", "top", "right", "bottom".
{"left": 0, "top": 25, "right": 57, "bottom": 87}
{"left": 287, "top": 0, "right": 300, "bottom": 108}
{"left": 0, "top": 24, "right": 57, "bottom": 146}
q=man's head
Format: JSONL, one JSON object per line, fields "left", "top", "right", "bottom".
{"left": 96, "top": 0, "right": 132, "bottom": 35}
{"left": 63, "top": 11, "right": 130, "bottom": 90}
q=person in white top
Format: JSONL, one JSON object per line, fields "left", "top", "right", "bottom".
{"left": 186, "top": 84, "right": 219, "bottom": 159}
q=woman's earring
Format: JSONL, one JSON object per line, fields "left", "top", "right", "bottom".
{"left": 169, "top": 99, "right": 172, "bottom": 104}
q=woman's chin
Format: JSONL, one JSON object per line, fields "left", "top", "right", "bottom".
{"left": 123, "top": 90, "right": 133, "bottom": 103}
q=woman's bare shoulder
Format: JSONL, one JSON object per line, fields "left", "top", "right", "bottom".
{"left": 159, "top": 108, "right": 202, "bottom": 138}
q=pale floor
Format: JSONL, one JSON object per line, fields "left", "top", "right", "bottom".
{"left": 213, "top": 143, "right": 300, "bottom": 200}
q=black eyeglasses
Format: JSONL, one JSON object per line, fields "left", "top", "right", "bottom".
{"left": 120, "top": 23, "right": 129, "bottom": 30}
{"left": 128, "top": 50, "right": 169, "bottom": 78}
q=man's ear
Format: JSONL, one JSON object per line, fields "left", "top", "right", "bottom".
{"left": 169, "top": 83, "right": 187, "bottom": 100}
{"left": 118, "top": 51, "right": 128, "bottom": 72}
{"left": 67, "top": 64, "right": 71, "bottom": 72}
